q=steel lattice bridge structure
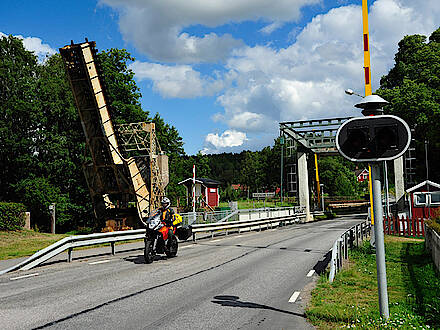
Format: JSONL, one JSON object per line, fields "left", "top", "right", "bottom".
{"left": 279, "top": 116, "right": 407, "bottom": 221}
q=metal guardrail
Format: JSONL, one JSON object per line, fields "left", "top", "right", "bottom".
{"left": 0, "top": 207, "right": 306, "bottom": 275}
{"left": 328, "top": 218, "right": 371, "bottom": 282}
{"left": 191, "top": 212, "right": 306, "bottom": 241}
{"left": 180, "top": 206, "right": 305, "bottom": 226}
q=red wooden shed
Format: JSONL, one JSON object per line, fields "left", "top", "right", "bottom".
{"left": 406, "top": 180, "right": 440, "bottom": 219}
{"left": 178, "top": 177, "right": 221, "bottom": 209}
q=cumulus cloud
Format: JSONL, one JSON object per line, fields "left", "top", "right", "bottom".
{"left": 103, "top": 0, "right": 440, "bottom": 152}
{"left": 100, "top": 0, "right": 319, "bottom": 63}
{"left": 130, "top": 61, "right": 226, "bottom": 98}
{"left": 211, "top": 0, "right": 440, "bottom": 137}
{"left": 205, "top": 130, "right": 247, "bottom": 149}
{"left": 0, "top": 32, "right": 56, "bottom": 62}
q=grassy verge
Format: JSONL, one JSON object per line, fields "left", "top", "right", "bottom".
{"left": 0, "top": 230, "right": 68, "bottom": 260}
{"left": 0, "top": 230, "right": 145, "bottom": 260}
{"left": 307, "top": 236, "right": 440, "bottom": 329}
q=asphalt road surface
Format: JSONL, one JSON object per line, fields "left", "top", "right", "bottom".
{"left": 0, "top": 215, "right": 366, "bottom": 330}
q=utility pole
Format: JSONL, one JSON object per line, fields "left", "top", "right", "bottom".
{"left": 362, "top": 1, "right": 389, "bottom": 318}
{"left": 280, "top": 135, "right": 284, "bottom": 204}
{"left": 49, "top": 203, "right": 56, "bottom": 234}
{"left": 371, "top": 165, "right": 390, "bottom": 318}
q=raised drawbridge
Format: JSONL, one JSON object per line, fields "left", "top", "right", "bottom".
{"left": 59, "top": 40, "right": 168, "bottom": 227}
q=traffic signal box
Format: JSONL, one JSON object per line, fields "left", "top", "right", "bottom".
{"left": 336, "top": 115, "right": 411, "bottom": 162}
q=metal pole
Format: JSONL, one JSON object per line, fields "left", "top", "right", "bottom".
{"left": 192, "top": 164, "right": 196, "bottom": 213}
{"left": 371, "top": 164, "right": 390, "bottom": 319}
{"left": 321, "top": 184, "right": 324, "bottom": 211}
{"left": 50, "top": 203, "right": 56, "bottom": 234}
{"left": 384, "top": 161, "right": 390, "bottom": 216}
{"left": 280, "top": 136, "right": 284, "bottom": 204}
{"left": 425, "top": 139, "right": 429, "bottom": 186}
{"left": 315, "top": 154, "right": 320, "bottom": 209}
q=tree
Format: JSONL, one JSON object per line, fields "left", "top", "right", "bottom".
{"left": 152, "top": 113, "right": 185, "bottom": 158}
{"left": 0, "top": 36, "right": 41, "bottom": 200}
{"left": 376, "top": 28, "right": 440, "bottom": 183}
{"left": 318, "top": 156, "right": 358, "bottom": 197}
{"left": 35, "top": 54, "right": 92, "bottom": 230}
{"left": 0, "top": 37, "right": 186, "bottom": 231}
{"left": 97, "top": 48, "right": 148, "bottom": 125}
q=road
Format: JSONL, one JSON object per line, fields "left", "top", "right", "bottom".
{"left": 0, "top": 215, "right": 366, "bottom": 329}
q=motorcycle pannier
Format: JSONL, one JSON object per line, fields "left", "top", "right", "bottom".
{"left": 176, "top": 226, "right": 192, "bottom": 241}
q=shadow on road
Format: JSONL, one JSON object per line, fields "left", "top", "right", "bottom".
{"left": 211, "top": 295, "right": 306, "bottom": 318}
{"left": 313, "top": 250, "right": 332, "bottom": 275}
{"left": 123, "top": 254, "right": 164, "bottom": 264}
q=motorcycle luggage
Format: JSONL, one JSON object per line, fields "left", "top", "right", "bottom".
{"left": 176, "top": 226, "right": 192, "bottom": 241}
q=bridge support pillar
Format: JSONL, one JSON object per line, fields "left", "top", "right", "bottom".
{"left": 393, "top": 156, "right": 405, "bottom": 212}
{"left": 298, "top": 152, "right": 311, "bottom": 221}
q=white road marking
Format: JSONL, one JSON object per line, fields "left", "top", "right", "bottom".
{"left": 288, "top": 291, "right": 301, "bottom": 303}
{"left": 307, "top": 270, "right": 315, "bottom": 277}
{"left": 10, "top": 273, "right": 39, "bottom": 281}
{"left": 88, "top": 259, "right": 111, "bottom": 265}
{"left": 179, "top": 245, "right": 193, "bottom": 249}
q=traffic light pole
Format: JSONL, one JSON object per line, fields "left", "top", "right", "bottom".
{"left": 370, "top": 164, "right": 390, "bottom": 319}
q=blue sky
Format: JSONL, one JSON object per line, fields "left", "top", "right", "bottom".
{"left": 1, "top": 0, "right": 439, "bottom": 155}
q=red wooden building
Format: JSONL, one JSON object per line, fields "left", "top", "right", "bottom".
{"left": 178, "top": 177, "right": 221, "bottom": 209}
{"left": 354, "top": 168, "right": 369, "bottom": 182}
{"left": 406, "top": 180, "right": 440, "bottom": 219}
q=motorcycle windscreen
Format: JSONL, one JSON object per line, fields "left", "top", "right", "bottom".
{"left": 176, "top": 226, "right": 192, "bottom": 241}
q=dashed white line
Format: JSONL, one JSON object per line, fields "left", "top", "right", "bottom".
{"left": 288, "top": 291, "right": 301, "bottom": 303}
{"left": 10, "top": 273, "right": 39, "bottom": 281}
{"left": 307, "top": 270, "right": 315, "bottom": 277}
{"left": 88, "top": 259, "right": 111, "bottom": 265}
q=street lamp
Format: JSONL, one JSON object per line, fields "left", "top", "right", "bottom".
{"left": 345, "top": 89, "right": 364, "bottom": 98}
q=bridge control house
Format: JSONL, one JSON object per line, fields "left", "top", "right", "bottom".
{"left": 406, "top": 180, "right": 440, "bottom": 219}
{"left": 178, "top": 177, "right": 221, "bottom": 210}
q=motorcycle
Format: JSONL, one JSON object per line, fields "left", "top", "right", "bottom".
{"left": 141, "top": 210, "right": 191, "bottom": 264}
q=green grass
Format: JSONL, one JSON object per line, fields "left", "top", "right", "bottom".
{"left": 307, "top": 236, "right": 440, "bottom": 329}
{"left": 0, "top": 230, "right": 68, "bottom": 260}
{"left": 0, "top": 230, "right": 146, "bottom": 260}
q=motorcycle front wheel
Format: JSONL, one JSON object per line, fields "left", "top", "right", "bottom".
{"left": 165, "top": 236, "right": 178, "bottom": 258}
{"left": 144, "top": 239, "right": 155, "bottom": 264}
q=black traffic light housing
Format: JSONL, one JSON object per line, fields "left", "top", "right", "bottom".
{"left": 336, "top": 115, "right": 411, "bottom": 162}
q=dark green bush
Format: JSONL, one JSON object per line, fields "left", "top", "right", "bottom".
{"left": 426, "top": 214, "right": 440, "bottom": 235}
{"left": 0, "top": 202, "right": 26, "bottom": 231}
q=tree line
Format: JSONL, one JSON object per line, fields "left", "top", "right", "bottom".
{"left": 1, "top": 27, "right": 438, "bottom": 232}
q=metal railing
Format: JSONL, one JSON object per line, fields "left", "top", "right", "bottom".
{"left": 180, "top": 206, "right": 305, "bottom": 226}
{"left": 0, "top": 229, "right": 146, "bottom": 275}
{"left": 0, "top": 207, "right": 306, "bottom": 275}
{"left": 191, "top": 211, "right": 305, "bottom": 241}
{"left": 328, "top": 219, "right": 371, "bottom": 282}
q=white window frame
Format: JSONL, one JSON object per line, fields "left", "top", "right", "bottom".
{"left": 430, "top": 191, "right": 440, "bottom": 206}
{"left": 413, "top": 192, "right": 427, "bottom": 207}
{"left": 413, "top": 191, "right": 440, "bottom": 207}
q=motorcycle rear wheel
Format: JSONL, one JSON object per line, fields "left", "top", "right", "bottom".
{"left": 144, "top": 239, "right": 155, "bottom": 264}
{"left": 165, "top": 236, "right": 178, "bottom": 258}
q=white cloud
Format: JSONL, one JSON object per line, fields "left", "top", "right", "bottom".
{"left": 105, "top": 0, "right": 440, "bottom": 152}
{"left": 212, "top": 0, "right": 440, "bottom": 139}
{"left": 100, "top": 0, "right": 319, "bottom": 63}
{"left": 259, "top": 22, "right": 284, "bottom": 35}
{"left": 0, "top": 32, "right": 56, "bottom": 62}
{"left": 130, "top": 61, "right": 226, "bottom": 98}
{"left": 205, "top": 130, "right": 247, "bottom": 149}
